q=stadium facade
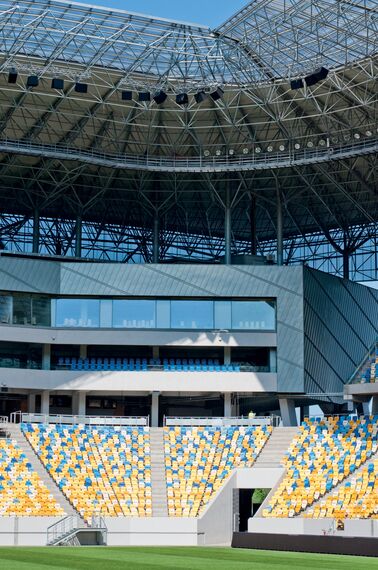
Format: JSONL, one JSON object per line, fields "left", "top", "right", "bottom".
{"left": 0, "top": 256, "right": 377, "bottom": 423}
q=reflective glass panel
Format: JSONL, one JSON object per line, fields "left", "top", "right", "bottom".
{"left": 170, "top": 300, "right": 213, "bottom": 329}
{"left": 56, "top": 299, "right": 100, "bottom": 327}
{"left": 0, "top": 294, "right": 12, "bottom": 325}
{"left": 32, "top": 296, "right": 51, "bottom": 326}
{"left": 214, "top": 300, "right": 231, "bottom": 329}
{"left": 13, "top": 295, "right": 31, "bottom": 325}
{"left": 112, "top": 300, "right": 155, "bottom": 328}
{"left": 156, "top": 300, "right": 170, "bottom": 328}
{"left": 231, "top": 301, "right": 276, "bottom": 330}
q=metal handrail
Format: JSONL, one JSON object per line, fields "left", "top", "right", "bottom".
{"left": 47, "top": 513, "right": 107, "bottom": 545}
{"left": 14, "top": 412, "right": 149, "bottom": 426}
{"left": 164, "top": 415, "right": 275, "bottom": 426}
{"left": 0, "top": 134, "right": 375, "bottom": 173}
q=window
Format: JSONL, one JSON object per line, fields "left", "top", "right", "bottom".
{"left": 56, "top": 299, "right": 100, "bottom": 327}
{"left": 31, "top": 296, "right": 51, "bottom": 326}
{"left": 231, "top": 301, "right": 275, "bottom": 330}
{"left": 170, "top": 300, "right": 214, "bottom": 329}
{"left": 0, "top": 294, "right": 12, "bottom": 325}
{"left": 13, "top": 295, "right": 31, "bottom": 325}
{"left": 112, "top": 300, "right": 155, "bottom": 328}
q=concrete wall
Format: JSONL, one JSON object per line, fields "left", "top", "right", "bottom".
{"left": 0, "top": 367, "right": 277, "bottom": 393}
{"left": 104, "top": 517, "right": 200, "bottom": 546}
{"left": 0, "top": 517, "right": 61, "bottom": 546}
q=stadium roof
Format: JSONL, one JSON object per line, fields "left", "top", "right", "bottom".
{"left": 0, "top": 0, "right": 376, "bottom": 262}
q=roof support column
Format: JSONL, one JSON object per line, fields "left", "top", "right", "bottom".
{"left": 225, "top": 187, "right": 232, "bottom": 265}
{"left": 342, "top": 232, "right": 350, "bottom": 280}
{"left": 75, "top": 216, "right": 82, "bottom": 258}
{"left": 152, "top": 215, "right": 159, "bottom": 264}
{"left": 276, "top": 190, "right": 283, "bottom": 266}
{"left": 32, "top": 209, "right": 40, "bottom": 254}
{"left": 250, "top": 196, "right": 257, "bottom": 256}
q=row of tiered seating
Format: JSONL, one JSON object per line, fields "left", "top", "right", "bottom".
{"left": 0, "top": 439, "right": 64, "bottom": 517}
{"left": 57, "top": 356, "right": 241, "bottom": 372}
{"left": 263, "top": 416, "right": 378, "bottom": 518}
{"left": 303, "top": 458, "right": 378, "bottom": 519}
{"left": 22, "top": 423, "right": 152, "bottom": 522}
{"left": 164, "top": 425, "right": 271, "bottom": 517}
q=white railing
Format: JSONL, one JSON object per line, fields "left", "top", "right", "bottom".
{"left": 11, "top": 411, "right": 149, "bottom": 426}
{"left": 0, "top": 135, "right": 375, "bottom": 173}
{"left": 164, "top": 415, "right": 275, "bottom": 427}
{"left": 0, "top": 416, "right": 8, "bottom": 424}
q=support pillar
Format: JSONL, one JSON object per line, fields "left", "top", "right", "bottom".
{"left": 32, "top": 209, "right": 40, "bottom": 254}
{"left": 152, "top": 346, "right": 159, "bottom": 360}
{"left": 152, "top": 215, "right": 159, "bottom": 264}
{"left": 342, "top": 249, "right": 350, "bottom": 281}
{"left": 27, "top": 393, "right": 36, "bottom": 414}
{"left": 79, "top": 345, "right": 87, "bottom": 360}
{"left": 42, "top": 344, "right": 51, "bottom": 371}
{"left": 224, "top": 393, "right": 237, "bottom": 417}
{"left": 41, "top": 391, "right": 50, "bottom": 416}
{"left": 151, "top": 391, "right": 159, "bottom": 427}
{"left": 371, "top": 396, "right": 378, "bottom": 415}
{"left": 75, "top": 216, "right": 82, "bottom": 258}
{"left": 279, "top": 398, "right": 297, "bottom": 426}
{"left": 224, "top": 347, "right": 231, "bottom": 365}
{"left": 73, "top": 392, "right": 87, "bottom": 416}
{"left": 224, "top": 187, "right": 232, "bottom": 265}
{"left": 250, "top": 196, "right": 257, "bottom": 256}
{"left": 276, "top": 190, "right": 283, "bottom": 266}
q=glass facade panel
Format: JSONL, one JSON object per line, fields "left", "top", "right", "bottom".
{"left": 13, "top": 295, "right": 31, "bottom": 325}
{"left": 171, "top": 300, "right": 214, "bottom": 329}
{"left": 100, "top": 299, "right": 112, "bottom": 328}
{"left": 214, "top": 300, "right": 231, "bottom": 329}
{"left": 31, "top": 296, "right": 51, "bottom": 326}
{"left": 0, "top": 294, "right": 12, "bottom": 325}
{"left": 231, "top": 301, "right": 275, "bottom": 330}
{"left": 56, "top": 299, "right": 100, "bottom": 327}
{"left": 113, "top": 300, "right": 155, "bottom": 328}
{"left": 156, "top": 300, "right": 170, "bottom": 328}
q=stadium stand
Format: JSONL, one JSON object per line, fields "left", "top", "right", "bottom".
{"left": 0, "top": 438, "right": 64, "bottom": 517}
{"left": 263, "top": 416, "right": 378, "bottom": 518}
{"left": 56, "top": 357, "right": 243, "bottom": 372}
{"left": 22, "top": 423, "right": 152, "bottom": 522}
{"left": 303, "top": 458, "right": 378, "bottom": 519}
{"left": 164, "top": 425, "right": 272, "bottom": 517}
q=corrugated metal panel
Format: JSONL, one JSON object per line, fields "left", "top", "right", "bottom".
{"left": 304, "top": 268, "right": 378, "bottom": 400}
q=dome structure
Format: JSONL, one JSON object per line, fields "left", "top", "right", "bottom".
{"left": 0, "top": 0, "right": 376, "bottom": 278}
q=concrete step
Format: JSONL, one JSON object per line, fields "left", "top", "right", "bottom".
{"left": 6, "top": 424, "right": 78, "bottom": 518}
{"left": 149, "top": 428, "right": 168, "bottom": 517}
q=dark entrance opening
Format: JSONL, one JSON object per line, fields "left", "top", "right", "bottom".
{"left": 239, "top": 489, "right": 253, "bottom": 532}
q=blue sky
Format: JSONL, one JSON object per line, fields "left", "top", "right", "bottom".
{"left": 88, "top": 0, "right": 248, "bottom": 27}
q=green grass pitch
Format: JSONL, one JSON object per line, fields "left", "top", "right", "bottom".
{"left": 0, "top": 546, "right": 377, "bottom": 570}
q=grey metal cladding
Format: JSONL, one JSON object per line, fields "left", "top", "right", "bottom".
{"left": 303, "top": 267, "right": 378, "bottom": 398}
{"left": 0, "top": 257, "right": 61, "bottom": 293}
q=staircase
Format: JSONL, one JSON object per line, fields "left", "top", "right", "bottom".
{"left": 253, "top": 427, "right": 298, "bottom": 468}
{"left": 7, "top": 423, "right": 78, "bottom": 518}
{"left": 47, "top": 514, "right": 107, "bottom": 546}
{"left": 149, "top": 427, "right": 168, "bottom": 516}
